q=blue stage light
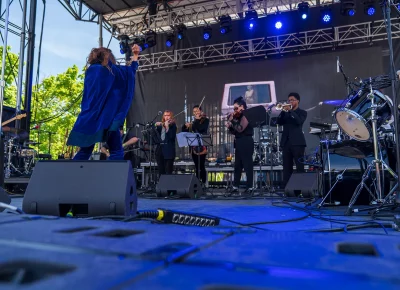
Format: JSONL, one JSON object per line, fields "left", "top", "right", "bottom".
{"left": 177, "top": 34, "right": 183, "bottom": 40}
{"left": 166, "top": 40, "right": 172, "bottom": 47}
{"left": 367, "top": 7, "right": 375, "bottom": 15}
{"left": 323, "top": 14, "right": 331, "bottom": 23}
{"left": 275, "top": 21, "right": 282, "bottom": 29}
{"left": 220, "top": 27, "right": 226, "bottom": 34}
{"left": 301, "top": 13, "right": 307, "bottom": 20}
{"left": 348, "top": 8, "right": 355, "bottom": 16}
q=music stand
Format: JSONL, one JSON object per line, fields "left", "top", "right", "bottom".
{"left": 177, "top": 132, "right": 212, "bottom": 187}
{"left": 242, "top": 105, "right": 267, "bottom": 195}
{"left": 141, "top": 125, "right": 162, "bottom": 191}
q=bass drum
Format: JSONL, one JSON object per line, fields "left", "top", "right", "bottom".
{"left": 334, "top": 89, "right": 392, "bottom": 141}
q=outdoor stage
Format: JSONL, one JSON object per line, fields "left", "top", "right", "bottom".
{"left": 2, "top": 193, "right": 400, "bottom": 289}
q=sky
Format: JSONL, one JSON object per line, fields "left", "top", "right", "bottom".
{"left": 5, "top": 0, "right": 121, "bottom": 79}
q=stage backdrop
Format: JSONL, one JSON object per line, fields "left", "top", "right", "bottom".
{"left": 127, "top": 45, "right": 385, "bottom": 156}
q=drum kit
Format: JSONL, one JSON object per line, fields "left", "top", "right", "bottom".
{"left": 317, "top": 75, "right": 399, "bottom": 214}
{"left": 3, "top": 129, "right": 38, "bottom": 178}
{"left": 253, "top": 126, "right": 282, "bottom": 166}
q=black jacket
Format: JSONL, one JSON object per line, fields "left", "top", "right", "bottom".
{"left": 156, "top": 123, "right": 177, "bottom": 159}
{"left": 277, "top": 108, "right": 307, "bottom": 147}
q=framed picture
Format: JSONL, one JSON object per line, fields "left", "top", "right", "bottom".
{"left": 221, "top": 81, "right": 277, "bottom": 115}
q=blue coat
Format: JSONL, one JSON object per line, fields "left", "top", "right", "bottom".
{"left": 67, "top": 61, "right": 138, "bottom": 147}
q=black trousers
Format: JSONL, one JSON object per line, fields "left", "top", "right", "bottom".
{"left": 234, "top": 136, "right": 254, "bottom": 188}
{"left": 156, "top": 149, "right": 174, "bottom": 176}
{"left": 192, "top": 152, "right": 207, "bottom": 184}
{"left": 282, "top": 141, "right": 305, "bottom": 186}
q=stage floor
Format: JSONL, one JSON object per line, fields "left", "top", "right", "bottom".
{"left": 2, "top": 193, "right": 400, "bottom": 290}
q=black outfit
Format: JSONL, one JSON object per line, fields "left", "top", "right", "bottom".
{"left": 229, "top": 114, "right": 254, "bottom": 189}
{"left": 156, "top": 123, "right": 177, "bottom": 175}
{"left": 101, "top": 129, "right": 138, "bottom": 166}
{"left": 277, "top": 108, "right": 307, "bottom": 186}
{"left": 182, "top": 117, "right": 210, "bottom": 184}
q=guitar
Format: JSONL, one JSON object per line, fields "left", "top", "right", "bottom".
{"left": 2, "top": 113, "right": 27, "bottom": 126}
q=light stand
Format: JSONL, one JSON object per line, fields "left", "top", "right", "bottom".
{"left": 383, "top": 0, "right": 400, "bottom": 204}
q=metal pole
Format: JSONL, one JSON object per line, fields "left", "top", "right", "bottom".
{"left": 15, "top": 0, "right": 28, "bottom": 129}
{"left": 0, "top": 0, "right": 11, "bottom": 187}
{"left": 99, "top": 14, "right": 103, "bottom": 47}
{"left": 24, "top": 0, "right": 38, "bottom": 133}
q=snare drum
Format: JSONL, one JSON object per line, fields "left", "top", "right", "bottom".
{"left": 335, "top": 89, "right": 392, "bottom": 141}
{"left": 19, "top": 149, "right": 36, "bottom": 157}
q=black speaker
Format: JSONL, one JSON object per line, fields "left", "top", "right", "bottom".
{"left": 22, "top": 160, "right": 137, "bottom": 217}
{"left": 156, "top": 174, "right": 204, "bottom": 198}
{"left": 0, "top": 187, "right": 11, "bottom": 212}
{"left": 285, "top": 172, "right": 320, "bottom": 197}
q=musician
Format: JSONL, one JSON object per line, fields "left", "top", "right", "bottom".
{"left": 277, "top": 92, "right": 307, "bottom": 187}
{"left": 155, "top": 110, "right": 177, "bottom": 175}
{"left": 226, "top": 97, "right": 254, "bottom": 193}
{"left": 101, "top": 126, "right": 139, "bottom": 165}
{"left": 67, "top": 45, "right": 140, "bottom": 160}
{"left": 182, "top": 105, "right": 210, "bottom": 184}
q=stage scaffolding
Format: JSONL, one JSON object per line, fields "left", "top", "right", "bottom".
{"left": 131, "top": 18, "right": 400, "bottom": 71}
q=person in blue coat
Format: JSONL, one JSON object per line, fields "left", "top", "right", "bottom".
{"left": 155, "top": 110, "right": 177, "bottom": 175}
{"left": 67, "top": 44, "right": 140, "bottom": 160}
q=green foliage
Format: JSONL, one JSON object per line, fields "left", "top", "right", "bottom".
{"left": 30, "top": 65, "right": 84, "bottom": 158}
{"left": 0, "top": 46, "right": 84, "bottom": 158}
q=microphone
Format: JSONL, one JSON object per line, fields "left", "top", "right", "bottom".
{"left": 158, "top": 111, "right": 163, "bottom": 115}
{"left": 266, "top": 103, "right": 276, "bottom": 110}
{"left": 336, "top": 56, "right": 340, "bottom": 73}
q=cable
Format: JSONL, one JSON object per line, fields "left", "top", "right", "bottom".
{"left": 0, "top": 202, "right": 24, "bottom": 214}
{"left": 306, "top": 221, "right": 392, "bottom": 234}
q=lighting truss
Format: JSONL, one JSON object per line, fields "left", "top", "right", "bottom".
{"left": 59, "top": 0, "right": 339, "bottom": 36}
{"left": 123, "top": 18, "right": 400, "bottom": 71}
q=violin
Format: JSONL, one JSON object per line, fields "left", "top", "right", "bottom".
{"left": 226, "top": 110, "right": 242, "bottom": 121}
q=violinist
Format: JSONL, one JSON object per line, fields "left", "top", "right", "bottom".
{"left": 182, "top": 105, "right": 210, "bottom": 184}
{"left": 226, "top": 97, "right": 254, "bottom": 193}
{"left": 155, "top": 110, "right": 177, "bottom": 175}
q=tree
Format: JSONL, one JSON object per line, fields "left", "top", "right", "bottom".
{"left": 0, "top": 46, "right": 20, "bottom": 108}
{"left": 29, "top": 65, "right": 83, "bottom": 158}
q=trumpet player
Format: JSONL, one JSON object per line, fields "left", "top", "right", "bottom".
{"left": 277, "top": 93, "right": 307, "bottom": 187}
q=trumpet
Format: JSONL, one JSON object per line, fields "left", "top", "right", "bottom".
{"left": 276, "top": 102, "right": 292, "bottom": 112}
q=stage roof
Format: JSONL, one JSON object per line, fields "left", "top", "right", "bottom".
{"left": 65, "top": 0, "right": 334, "bottom": 36}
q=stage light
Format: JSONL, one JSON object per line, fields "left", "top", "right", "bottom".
{"left": 219, "top": 15, "right": 232, "bottom": 34}
{"left": 275, "top": 21, "right": 282, "bottom": 29}
{"left": 321, "top": 7, "right": 332, "bottom": 23}
{"left": 118, "top": 35, "right": 130, "bottom": 55}
{"left": 340, "top": 0, "right": 356, "bottom": 16}
{"left": 298, "top": 2, "right": 310, "bottom": 20}
{"left": 176, "top": 24, "right": 187, "bottom": 40}
{"left": 165, "top": 33, "right": 174, "bottom": 47}
{"left": 144, "top": 30, "right": 157, "bottom": 48}
{"left": 203, "top": 26, "right": 212, "bottom": 40}
{"left": 245, "top": 9, "right": 258, "bottom": 30}
{"left": 133, "top": 37, "right": 146, "bottom": 52}
{"left": 364, "top": 1, "right": 376, "bottom": 16}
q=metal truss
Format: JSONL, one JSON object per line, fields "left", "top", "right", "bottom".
{"left": 128, "top": 18, "right": 398, "bottom": 71}
{"left": 57, "top": 0, "right": 113, "bottom": 34}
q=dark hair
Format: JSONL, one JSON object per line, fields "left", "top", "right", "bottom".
{"left": 119, "top": 126, "right": 124, "bottom": 131}
{"left": 193, "top": 105, "right": 202, "bottom": 110}
{"left": 87, "top": 47, "right": 116, "bottom": 68}
{"left": 233, "top": 96, "right": 247, "bottom": 109}
{"left": 288, "top": 92, "right": 300, "bottom": 102}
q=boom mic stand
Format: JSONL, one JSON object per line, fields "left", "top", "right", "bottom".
{"left": 383, "top": 0, "right": 400, "bottom": 205}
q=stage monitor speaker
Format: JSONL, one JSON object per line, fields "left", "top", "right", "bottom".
{"left": 156, "top": 174, "right": 204, "bottom": 198}
{"left": 285, "top": 172, "right": 319, "bottom": 198}
{"left": 0, "top": 187, "right": 11, "bottom": 211}
{"left": 22, "top": 160, "right": 137, "bottom": 217}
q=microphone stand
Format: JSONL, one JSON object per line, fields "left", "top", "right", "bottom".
{"left": 144, "top": 112, "right": 162, "bottom": 192}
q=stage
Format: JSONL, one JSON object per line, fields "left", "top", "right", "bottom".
{"left": 1, "top": 193, "right": 400, "bottom": 289}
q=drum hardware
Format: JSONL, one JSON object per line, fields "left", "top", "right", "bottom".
{"left": 317, "top": 168, "right": 346, "bottom": 208}
{"left": 344, "top": 80, "right": 398, "bottom": 215}
{"left": 4, "top": 138, "right": 22, "bottom": 178}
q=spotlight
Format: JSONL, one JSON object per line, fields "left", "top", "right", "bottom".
{"left": 118, "top": 35, "right": 130, "bottom": 55}
{"left": 364, "top": 1, "right": 376, "bottom": 16}
{"left": 203, "top": 26, "right": 212, "bottom": 40}
{"left": 298, "top": 2, "right": 310, "bottom": 20}
{"left": 133, "top": 37, "right": 146, "bottom": 51}
{"left": 245, "top": 9, "right": 258, "bottom": 30}
{"left": 275, "top": 21, "right": 282, "bottom": 29}
{"left": 165, "top": 33, "right": 174, "bottom": 47}
{"left": 340, "top": 0, "right": 356, "bottom": 16}
{"left": 176, "top": 24, "right": 186, "bottom": 40}
{"left": 321, "top": 7, "right": 332, "bottom": 23}
{"left": 219, "top": 15, "right": 232, "bottom": 34}
{"left": 144, "top": 30, "right": 157, "bottom": 48}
